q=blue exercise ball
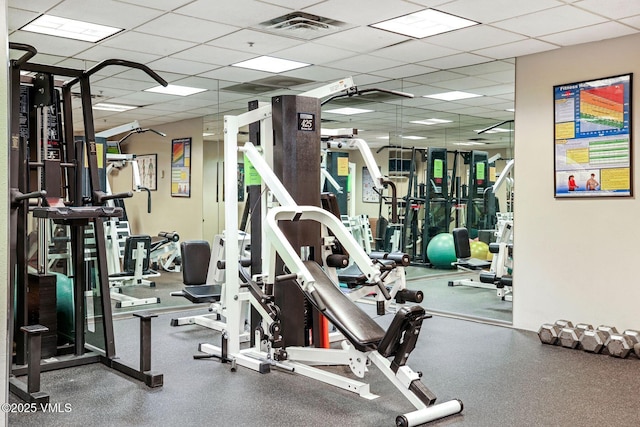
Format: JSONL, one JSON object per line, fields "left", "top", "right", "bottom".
{"left": 427, "top": 233, "right": 457, "bottom": 269}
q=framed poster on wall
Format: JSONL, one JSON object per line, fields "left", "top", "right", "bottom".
{"left": 171, "top": 137, "right": 191, "bottom": 197}
{"left": 136, "top": 154, "right": 157, "bottom": 191}
{"left": 553, "top": 73, "right": 632, "bottom": 198}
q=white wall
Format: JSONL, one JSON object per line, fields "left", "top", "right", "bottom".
{"left": 513, "top": 33, "right": 640, "bottom": 331}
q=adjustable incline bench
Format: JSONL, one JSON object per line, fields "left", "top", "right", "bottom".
{"left": 301, "top": 260, "right": 463, "bottom": 426}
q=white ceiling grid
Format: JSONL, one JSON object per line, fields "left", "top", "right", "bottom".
{"left": 7, "top": 0, "right": 640, "bottom": 146}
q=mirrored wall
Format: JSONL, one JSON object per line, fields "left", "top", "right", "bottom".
{"left": 200, "top": 60, "right": 515, "bottom": 323}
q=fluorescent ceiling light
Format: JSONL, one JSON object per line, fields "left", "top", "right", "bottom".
{"left": 324, "top": 107, "right": 374, "bottom": 115}
{"left": 371, "top": 9, "right": 478, "bottom": 39}
{"left": 203, "top": 132, "right": 215, "bottom": 136}
{"left": 506, "top": 108, "right": 515, "bottom": 112}
{"left": 377, "top": 136, "right": 390, "bottom": 140}
{"left": 145, "top": 84, "right": 206, "bottom": 96}
{"left": 402, "top": 135, "right": 426, "bottom": 140}
{"left": 232, "top": 56, "right": 310, "bottom": 73}
{"left": 474, "top": 127, "right": 513, "bottom": 134}
{"left": 93, "top": 103, "right": 137, "bottom": 112}
{"left": 424, "top": 91, "right": 482, "bottom": 101}
{"left": 21, "top": 15, "right": 122, "bottom": 43}
{"left": 410, "top": 118, "right": 453, "bottom": 125}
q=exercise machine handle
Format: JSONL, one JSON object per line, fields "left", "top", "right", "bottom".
{"left": 11, "top": 189, "right": 47, "bottom": 203}
{"left": 376, "top": 280, "right": 392, "bottom": 300}
{"left": 94, "top": 190, "right": 133, "bottom": 204}
{"left": 9, "top": 42, "right": 38, "bottom": 67}
{"left": 65, "top": 59, "right": 168, "bottom": 88}
{"left": 139, "top": 186, "right": 152, "bottom": 213}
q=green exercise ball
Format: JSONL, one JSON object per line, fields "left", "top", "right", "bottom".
{"left": 470, "top": 240, "right": 489, "bottom": 260}
{"left": 54, "top": 272, "right": 75, "bottom": 340}
{"left": 426, "top": 233, "right": 457, "bottom": 269}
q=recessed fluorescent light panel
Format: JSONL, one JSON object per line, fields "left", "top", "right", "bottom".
{"left": 402, "top": 135, "right": 427, "bottom": 140}
{"left": 93, "top": 103, "right": 137, "bottom": 112}
{"left": 145, "top": 84, "right": 206, "bottom": 96}
{"left": 21, "top": 15, "right": 122, "bottom": 43}
{"left": 232, "top": 56, "right": 310, "bottom": 73}
{"left": 371, "top": 9, "right": 478, "bottom": 39}
{"left": 424, "top": 91, "right": 482, "bottom": 101}
{"left": 410, "top": 118, "right": 453, "bottom": 125}
{"left": 324, "top": 107, "right": 373, "bottom": 115}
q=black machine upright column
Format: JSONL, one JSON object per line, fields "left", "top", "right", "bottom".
{"left": 271, "top": 95, "right": 322, "bottom": 347}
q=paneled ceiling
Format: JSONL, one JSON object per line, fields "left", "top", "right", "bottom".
{"left": 8, "top": 0, "right": 640, "bottom": 149}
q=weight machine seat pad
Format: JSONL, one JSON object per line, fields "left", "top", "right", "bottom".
{"left": 182, "top": 284, "right": 222, "bottom": 304}
{"left": 337, "top": 264, "right": 367, "bottom": 285}
{"left": 181, "top": 240, "right": 211, "bottom": 285}
{"left": 452, "top": 227, "right": 472, "bottom": 259}
{"left": 303, "top": 261, "right": 385, "bottom": 353}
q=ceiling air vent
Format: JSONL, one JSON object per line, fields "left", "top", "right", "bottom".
{"left": 256, "top": 12, "right": 350, "bottom": 40}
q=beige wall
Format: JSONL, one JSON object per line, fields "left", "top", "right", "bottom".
{"left": 513, "top": 33, "right": 640, "bottom": 331}
{"left": 111, "top": 117, "right": 205, "bottom": 242}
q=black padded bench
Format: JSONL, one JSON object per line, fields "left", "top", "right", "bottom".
{"left": 171, "top": 240, "right": 221, "bottom": 303}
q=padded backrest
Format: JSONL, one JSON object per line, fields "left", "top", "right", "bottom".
{"left": 181, "top": 240, "right": 211, "bottom": 285}
{"left": 452, "top": 227, "right": 471, "bottom": 259}
{"left": 320, "top": 192, "right": 341, "bottom": 218}
{"left": 123, "top": 235, "right": 151, "bottom": 273}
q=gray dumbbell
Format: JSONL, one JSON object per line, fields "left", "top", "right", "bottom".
{"left": 557, "top": 323, "right": 593, "bottom": 349}
{"left": 538, "top": 320, "right": 573, "bottom": 345}
{"left": 580, "top": 325, "right": 617, "bottom": 353}
{"left": 606, "top": 329, "right": 640, "bottom": 358}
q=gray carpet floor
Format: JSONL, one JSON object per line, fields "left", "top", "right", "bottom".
{"left": 8, "top": 304, "right": 640, "bottom": 427}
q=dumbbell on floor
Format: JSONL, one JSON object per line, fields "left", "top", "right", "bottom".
{"left": 606, "top": 329, "right": 640, "bottom": 358}
{"left": 580, "top": 325, "right": 618, "bottom": 354}
{"left": 557, "top": 323, "right": 592, "bottom": 349}
{"left": 538, "top": 320, "right": 573, "bottom": 345}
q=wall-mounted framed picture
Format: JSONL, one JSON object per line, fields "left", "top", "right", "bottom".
{"left": 554, "top": 73, "right": 632, "bottom": 198}
{"left": 136, "top": 154, "right": 157, "bottom": 191}
{"left": 171, "top": 137, "right": 191, "bottom": 197}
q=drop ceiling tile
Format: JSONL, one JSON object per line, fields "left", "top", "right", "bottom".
{"left": 474, "top": 39, "right": 559, "bottom": 59}
{"left": 426, "top": 25, "right": 527, "bottom": 52}
{"left": 372, "top": 40, "right": 460, "bottom": 63}
{"left": 482, "top": 70, "right": 515, "bottom": 84}
{"left": 437, "top": 0, "right": 563, "bottom": 24}
{"left": 8, "top": 0, "right": 61, "bottom": 13}
{"left": 403, "top": 70, "right": 467, "bottom": 86}
{"left": 198, "top": 66, "right": 273, "bottom": 83}
{"left": 430, "top": 76, "right": 497, "bottom": 91}
{"left": 115, "top": 0, "right": 194, "bottom": 11}
{"left": 172, "top": 45, "right": 255, "bottom": 66}
{"left": 473, "top": 84, "right": 514, "bottom": 96}
{"left": 373, "top": 64, "right": 438, "bottom": 79}
{"left": 281, "top": 65, "right": 353, "bottom": 82}
{"left": 351, "top": 74, "right": 394, "bottom": 86}
{"left": 76, "top": 45, "right": 162, "bottom": 64}
{"left": 11, "top": 52, "right": 64, "bottom": 66}
{"left": 304, "top": 0, "right": 422, "bottom": 26}
{"left": 102, "top": 31, "right": 197, "bottom": 56}
{"left": 539, "top": 22, "right": 637, "bottom": 46}
{"left": 259, "top": 0, "right": 327, "bottom": 9}
{"left": 418, "top": 53, "right": 494, "bottom": 70}
{"left": 92, "top": 76, "right": 159, "bottom": 91}
{"left": 207, "top": 29, "right": 305, "bottom": 55}
{"left": 8, "top": 8, "right": 39, "bottom": 31}
{"left": 171, "top": 76, "right": 223, "bottom": 91}
{"left": 491, "top": 5, "right": 607, "bottom": 37}
{"left": 270, "top": 42, "right": 358, "bottom": 64}
{"left": 107, "top": 91, "right": 182, "bottom": 104}
{"left": 48, "top": 0, "right": 164, "bottom": 29}
{"left": 89, "top": 86, "right": 137, "bottom": 99}
{"left": 147, "top": 57, "right": 218, "bottom": 75}
{"left": 9, "top": 31, "right": 94, "bottom": 57}
{"left": 619, "top": 15, "right": 640, "bottom": 29}
{"left": 325, "top": 55, "right": 405, "bottom": 74}
{"left": 175, "top": 0, "right": 290, "bottom": 27}
{"left": 136, "top": 14, "right": 240, "bottom": 43}
{"left": 452, "top": 60, "right": 514, "bottom": 75}
{"left": 575, "top": 0, "right": 640, "bottom": 19}
{"left": 314, "top": 26, "right": 410, "bottom": 52}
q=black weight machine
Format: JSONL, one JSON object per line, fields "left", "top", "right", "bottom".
{"left": 8, "top": 43, "right": 165, "bottom": 404}
{"left": 401, "top": 147, "right": 451, "bottom": 265}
